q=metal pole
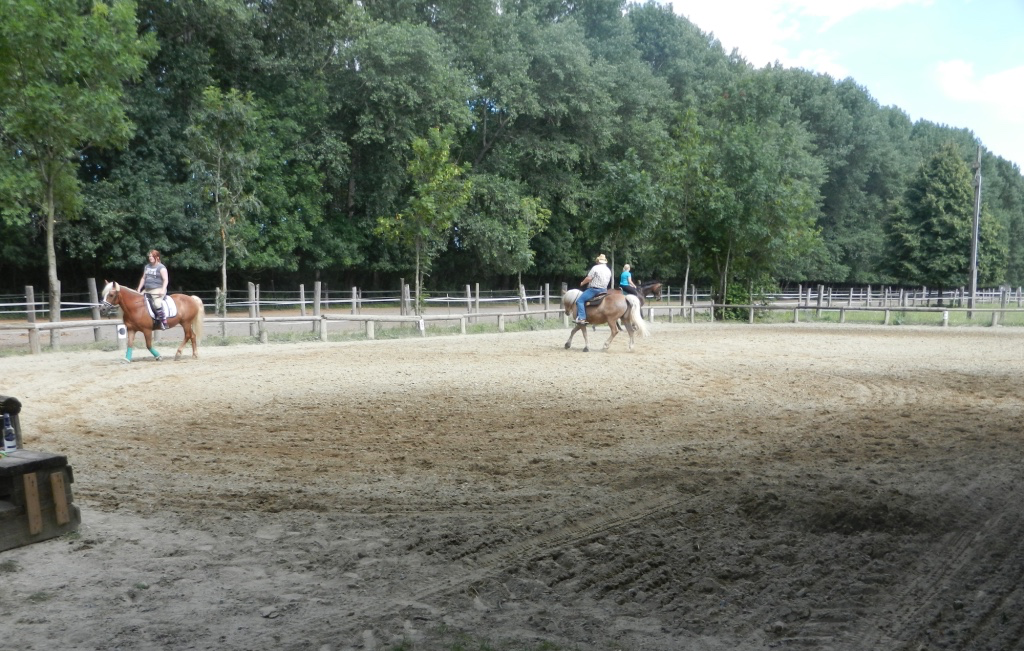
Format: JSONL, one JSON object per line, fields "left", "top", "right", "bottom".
{"left": 969, "top": 145, "right": 982, "bottom": 314}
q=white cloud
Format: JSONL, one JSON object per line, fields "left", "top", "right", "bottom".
{"left": 669, "top": 0, "right": 935, "bottom": 66}
{"left": 668, "top": 3, "right": 796, "bottom": 66}
{"left": 935, "top": 60, "right": 1024, "bottom": 125}
{"left": 786, "top": 0, "right": 935, "bottom": 30}
{"left": 786, "top": 49, "right": 850, "bottom": 79}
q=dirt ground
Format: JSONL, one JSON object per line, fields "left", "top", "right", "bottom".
{"left": 1, "top": 322, "right": 1023, "bottom": 651}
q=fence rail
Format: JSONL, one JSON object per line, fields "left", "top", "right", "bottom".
{"left": 3, "top": 278, "right": 1024, "bottom": 355}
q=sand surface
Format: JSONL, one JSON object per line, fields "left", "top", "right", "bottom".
{"left": 2, "top": 322, "right": 1023, "bottom": 650}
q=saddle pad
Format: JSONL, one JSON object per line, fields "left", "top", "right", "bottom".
{"left": 146, "top": 296, "right": 178, "bottom": 319}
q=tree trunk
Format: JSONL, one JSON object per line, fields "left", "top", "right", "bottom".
{"left": 220, "top": 225, "right": 228, "bottom": 317}
{"left": 682, "top": 255, "right": 691, "bottom": 305}
{"left": 415, "top": 241, "right": 422, "bottom": 316}
{"left": 45, "top": 178, "right": 60, "bottom": 323}
{"left": 717, "top": 244, "right": 732, "bottom": 318}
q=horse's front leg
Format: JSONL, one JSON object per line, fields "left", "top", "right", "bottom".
{"left": 565, "top": 324, "right": 582, "bottom": 350}
{"left": 123, "top": 329, "right": 136, "bottom": 363}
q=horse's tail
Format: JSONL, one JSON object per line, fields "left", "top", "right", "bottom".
{"left": 190, "top": 296, "right": 205, "bottom": 344}
{"left": 625, "top": 294, "right": 651, "bottom": 338}
{"left": 562, "top": 289, "right": 582, "bottom": 315}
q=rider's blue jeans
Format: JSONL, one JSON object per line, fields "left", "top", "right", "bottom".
{"left": 576, "top": 288, "right": 605, "bottom": 321}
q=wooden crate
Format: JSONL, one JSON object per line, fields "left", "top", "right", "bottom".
{"left": 1, "top": 450, "right": 81, "bottom": 551}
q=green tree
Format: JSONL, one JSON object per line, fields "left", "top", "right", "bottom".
{"left": 888, "top": 145, "right": 977, "bottom": 289}
{"left": 184, "top": 87, "right": 263, "bottom": 308}
{"left": 376, "top": 127, "right": 471, "bottom": 313}
{"left": 591, "top": 150, "right": 663, "bottom": 274}
{"left": 688, "top": 70, "right": 826, "bottom": 305}
{"left": 0, "top": 0, "right": 156, "bottom": 319}
{"left": 456, "top": 173, "right": 550, "bottom": 283}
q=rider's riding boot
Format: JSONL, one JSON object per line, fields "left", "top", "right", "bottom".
{"left": 155, "top": 307, "right": 167, "bottom": 329}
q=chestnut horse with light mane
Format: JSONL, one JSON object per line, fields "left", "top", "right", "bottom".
{"left": 99, "top": 281, "right": 204, "bottom": 362}
{"left": 561, "top": 288, "right": 650, "bottom": 352}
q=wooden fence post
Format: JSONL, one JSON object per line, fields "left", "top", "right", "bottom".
{"left": 313, "top": 281, "right": 322, "bottom": 338}
{"left": 247, "top": 282, "right": 258, "bottom": 337}
{"left": 351, "top": 287, "right": 358, "bottom": 315}
{"left": 87, "top": 278, "right": 102, "bottom": 342}
{"left": 25, "top": 286, "right": 40, "bottom": 355}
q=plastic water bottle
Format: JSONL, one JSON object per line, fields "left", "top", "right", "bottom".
{"left": 2, "top": 413, "right": 16, "bottom": 452}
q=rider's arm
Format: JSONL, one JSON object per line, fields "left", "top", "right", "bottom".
{"left": 159, "top": 267, "right": 169, "bottom": 294}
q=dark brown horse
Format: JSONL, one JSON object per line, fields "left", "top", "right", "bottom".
{"left": 639, "top": 281, "right": 663, "bottom": 301}
{"left": 99, "top": 281, "right": 204, "bottom": 362}
{"left": 562, "top": 289, "right": 650, "bottom": 352}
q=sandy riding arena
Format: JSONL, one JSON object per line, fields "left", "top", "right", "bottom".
{"left": 2, "top": 323, "right": 1023, "bottom": 650}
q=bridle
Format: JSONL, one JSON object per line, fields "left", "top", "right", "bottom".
{"left": 99, "top": 284, "right": 120, "bottom": 317}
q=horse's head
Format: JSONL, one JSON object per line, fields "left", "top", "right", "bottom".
{"left": 99, "top": 281, "right": 121, "bottom": 317}
{"left": 562, "top": 289, "right": 582, "bottom": 315}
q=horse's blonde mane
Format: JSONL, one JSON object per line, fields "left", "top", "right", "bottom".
{"left": 562, "top": 289, "right": 582, "bottom": 315}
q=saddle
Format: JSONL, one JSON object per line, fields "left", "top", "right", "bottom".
{"left": 584, "top": 290, "right": 609, "bottom": 307}
{"left": 144, "top": 294, "right": 178, "bottom": 320}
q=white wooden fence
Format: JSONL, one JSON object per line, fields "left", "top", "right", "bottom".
{"left": 3, "top": 278, "right": 1023, "bottom": 355}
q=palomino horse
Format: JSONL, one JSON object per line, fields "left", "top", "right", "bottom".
{"left": 99, "top": 281, "right": 205, "bottom": 362}
{"left": 639, "top": 281, "right": 663, "bottom": 301}
{"left": 562, "top": 289, "right": 650, "bottom": 352}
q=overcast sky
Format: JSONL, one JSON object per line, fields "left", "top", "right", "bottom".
{"left": 667, "top": 0, "right": 1024, "bottom": 171}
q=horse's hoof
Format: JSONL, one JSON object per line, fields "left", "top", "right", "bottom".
{"left": 120, "top": 358, "right": 131, "bottom": 365}
{"left": 174, "top": 353, "right": 182, "bottom": 361}
{"left": 154, "top": 356, "right": 162, "bottom": 362}
{"left": 583, "top": 347, "right": 590, "bottom": 352}
{"left": 564, "top": 342, "right": 571, "bottom": 349}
